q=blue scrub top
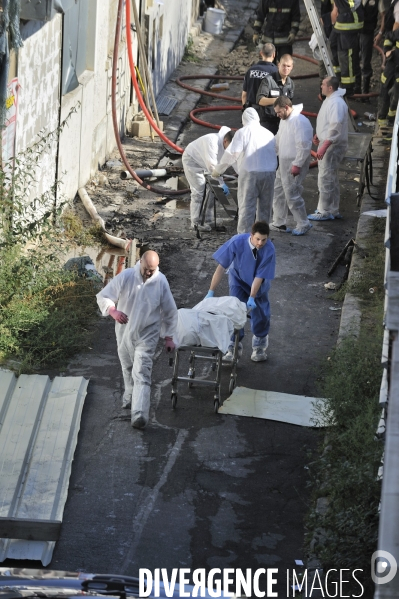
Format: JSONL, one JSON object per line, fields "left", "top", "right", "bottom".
{"left": 212, "top": 233, "right": 276, "bottom": 295}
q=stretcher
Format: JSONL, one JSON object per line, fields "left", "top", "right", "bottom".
{"left": 169, "top": 297, "right": 247, "bottom": 413}
{"left": 170, "top": 330, "right": 240, "bottom": 413}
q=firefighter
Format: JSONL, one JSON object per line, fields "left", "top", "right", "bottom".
{"left": 360, "top": 0, "right": 379, "bottom": 94}
{"left": 331, "top": 0, "right": 364, "bottom": 96}
{"left": 252, "top": 0, "right": 301, "bottom": 60}
{"left": 377, "top": 0, "right": 399, "bottom": 126}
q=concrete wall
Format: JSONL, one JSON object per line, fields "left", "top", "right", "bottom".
{"left": 58, "top": 0, "right": 132, "bottom": 200}
{"left": 144, "top": 0, "right": 198, "bottom": 97}
{"left": 15, "top": 17, "right": 62, "bottom": 203}
{"left": 13, "top": 0, "right": 198, "bottom": 204}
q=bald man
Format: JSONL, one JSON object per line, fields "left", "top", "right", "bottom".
{"left": 97, "top": 251, "right": 178, "bottom": 429}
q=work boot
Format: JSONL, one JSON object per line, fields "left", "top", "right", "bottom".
{"left": 269, "top": 223, "right": 292, "bottom": 232}
{"left": 222, "top": 342, "right": 243, "bottom": 363}
{"left": 191, "top": 223, "right": 212, "bottom": 232}
{"left": 292, "top": 222, "right": 313, "bottom": 236}
{"left": 122, "top": 396, "right": 132, "bottom": 409}
{"left": 308, "top": 211, "right": 334, "bottom": 221}
{"left": 131, "top": 413, "right": 147, "bottom": 429}
{"left": 251, "top": 347, "right": 268, "bottom": 362}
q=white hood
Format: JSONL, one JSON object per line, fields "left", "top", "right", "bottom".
{"left": 331, "top": 88, "right": 346, "bottom": 98}
{"left": 290, "top": 104, "right": 303, "bottom": 118}
{"left": 242, "top": 107, "right": 260, "bottom": 126}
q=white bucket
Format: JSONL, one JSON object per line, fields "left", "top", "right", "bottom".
{"left": 204, "top": 8, "right": 226, "bottom": 35}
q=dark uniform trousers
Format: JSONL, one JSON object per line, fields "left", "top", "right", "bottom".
{"left": 337, "top": 31, "right": 361, "bottom": 95}
{"left": 378, "top": 50, "right": 399, "bottom": 122}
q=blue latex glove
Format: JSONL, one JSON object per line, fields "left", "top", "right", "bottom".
{"left": 247, "top": 297, "right": 256, "bottom": 311}
{"left": 205, "top": 290, "right": 215, "bottom": 300}
{"left": 221, "top": 183, "right": 230, "bottom": 195}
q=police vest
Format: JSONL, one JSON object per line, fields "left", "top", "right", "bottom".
{"left": 257, "top": 74, "right": 294, "bottom": 121}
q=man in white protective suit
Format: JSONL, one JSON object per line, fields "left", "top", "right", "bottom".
{"left": 212, "top": 107, "right": 277, "bottom": 235}
{"left": 308, "top": 76, "right": 348, "bottom": 221}
{"left": 270, "top": 96, "right": 313, "bottom": 236}
{"left": 96, "top": 250, "right": 178, "bottom": 430}
{"left": 182, "top": 126, "right": 234, "bottom": 232}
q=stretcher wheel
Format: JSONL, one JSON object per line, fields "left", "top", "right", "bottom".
{"left": 229, "top": 376, "right": 236, "bottom": 395}
{"left": 171, "top": 393, "right": 177, "bottom": 409}
{"left": 214, "top": 398, "right": 219, "bottom": 413}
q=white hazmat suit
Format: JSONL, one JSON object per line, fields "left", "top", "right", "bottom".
{"left": 272, "top": 104, "right": 313, "bottom": 234}
{"left": 182, "top": 126, "right": 231, "bottom": 227}
{"left": 96, "top": 262, "right": 177, "bottom": 427}
{"left": 314, "top": 88, "right": 348, "bottom": 218}
{"left": 214, "top": 108, "right": 277, "bottom": 234}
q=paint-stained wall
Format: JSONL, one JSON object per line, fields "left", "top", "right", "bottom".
{"left": 14, "top": 0, "right": 198, "bottom": 205}
{"left": 15, "top": 17, "right": 61, "bottom": 202}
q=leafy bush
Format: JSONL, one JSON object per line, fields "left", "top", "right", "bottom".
{"left": 0, "top": 246, "right": 98, "bottom": 371}
{"left": 0, "top": 107, "right": 100, "bottom": 372}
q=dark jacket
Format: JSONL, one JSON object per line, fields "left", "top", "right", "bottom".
{"left": 256, "top": 73, "right": 294, "bottom": 121}
{"left": 362, "top": 0, "right": 378, "bottom": 34}
{"left": 382, "top": 0, "right": 399, "bottom": 53}
{"left": 243, "top": 61, "right": 278, "bottom": 106}
{"left": 253, "top": 0, "right": 301, "bottom": 45}
{"left": 333, "top": 0, "right": 364, "bottom": 32}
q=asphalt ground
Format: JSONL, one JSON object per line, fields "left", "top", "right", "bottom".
{"left": 3, "top": 5, "right": 385, "bottom": 597}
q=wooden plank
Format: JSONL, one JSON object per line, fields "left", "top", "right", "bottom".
{"left": 0, "top": 517, "right": 61, "bottom": 541}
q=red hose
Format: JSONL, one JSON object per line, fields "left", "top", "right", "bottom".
{"left": 125, "top": 2, "right": 183, "bottom": 154}
{"left": 111, "top": 0, "right": 189, "bottom": 196}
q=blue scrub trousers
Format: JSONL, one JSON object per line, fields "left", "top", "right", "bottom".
{"left": 229, "top": 280, "right": 271, "bottom": 345}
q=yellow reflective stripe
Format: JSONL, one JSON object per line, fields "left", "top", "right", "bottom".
{"left": 268, "top": 7, "right": 291, "bottom": 11}
{"left": 388, "top": 109, "right": 397, "bottom": 116}
{"left": 384, "top": 39, "right": 393, "bottom": 46}
{"left": 291, "top": 21, "right": 300, "bottom": 26}
{"left": 381, "top": 73, "right": 387, "bottom": 83}
{"left": 254, "top": 20, "right": 263, "bottom": 27}
{"left": 348, "top": 0, "right": 355, "bottom": 6}
{"left": 281, "top": 8, "right": 291, "bottom": 12}
{"left": 333, "top": 65, "right": 341, "bottom": 73}
{"left": 262, "top": 35, "right": 291, "bottom": 43}
{"left": 348, "top": 48, "right": 354, "bottom": 84}
{"left": 334, "top": 21, "right": 364, "bottom": 30}
{"left": 268, "top": 8, "right": 277, "bottom": 11}
{"left": 353, "top": 10, "right": 358, "bottom": 23}
{"left": 396, "top": 78, "right": 399, "bottom": 82}
{"left": 396, "top": 41, "right": 399, "bottom": 48}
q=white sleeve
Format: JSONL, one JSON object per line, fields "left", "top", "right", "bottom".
{"left": 394, "top": 1, "right": 399, "bottom": 22}
{"left": 96, "top": 272, "right": 124, "bottom": 316}
{"left": 292, "top": 118, "right": 313, "bottom": 168}
{"left": 203, "top": 136, "right": 219, "bottom": 173}
{"left": 160, "top": 279, "right": 178, "bottom": 338}
{"left": 215, "top": 130, "right": 245, "bottom": 173}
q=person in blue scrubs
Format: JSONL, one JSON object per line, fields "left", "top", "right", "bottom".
{"left": 205, "top": 221, "right": 275, "bottom": 362}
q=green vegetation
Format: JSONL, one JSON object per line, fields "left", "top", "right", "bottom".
{"left": 183, "top": 35, "right": 201, "bottom": 63}
{"left": 305, "top": 217, "right": 386, "bottom": 597}
{"left": 0, "top": 111, "right": 100, "bottom": 373}
{"left": 61, "top": 209, "right": 107, "bottom": 246}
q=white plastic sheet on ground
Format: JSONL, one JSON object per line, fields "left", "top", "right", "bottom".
{"left": 174, "top": 297, "right": 247, "bottom": 353}
{"left": 219, "top": 386, "right": 326, "bottom": 427}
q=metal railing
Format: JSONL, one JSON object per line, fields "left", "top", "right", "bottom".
{"left": 374, "top": 111, "right": 399, "bottom": 598}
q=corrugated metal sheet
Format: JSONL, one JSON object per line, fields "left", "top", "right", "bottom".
{"left": 0, "top": 371, "right": 89, "bottom": 565}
